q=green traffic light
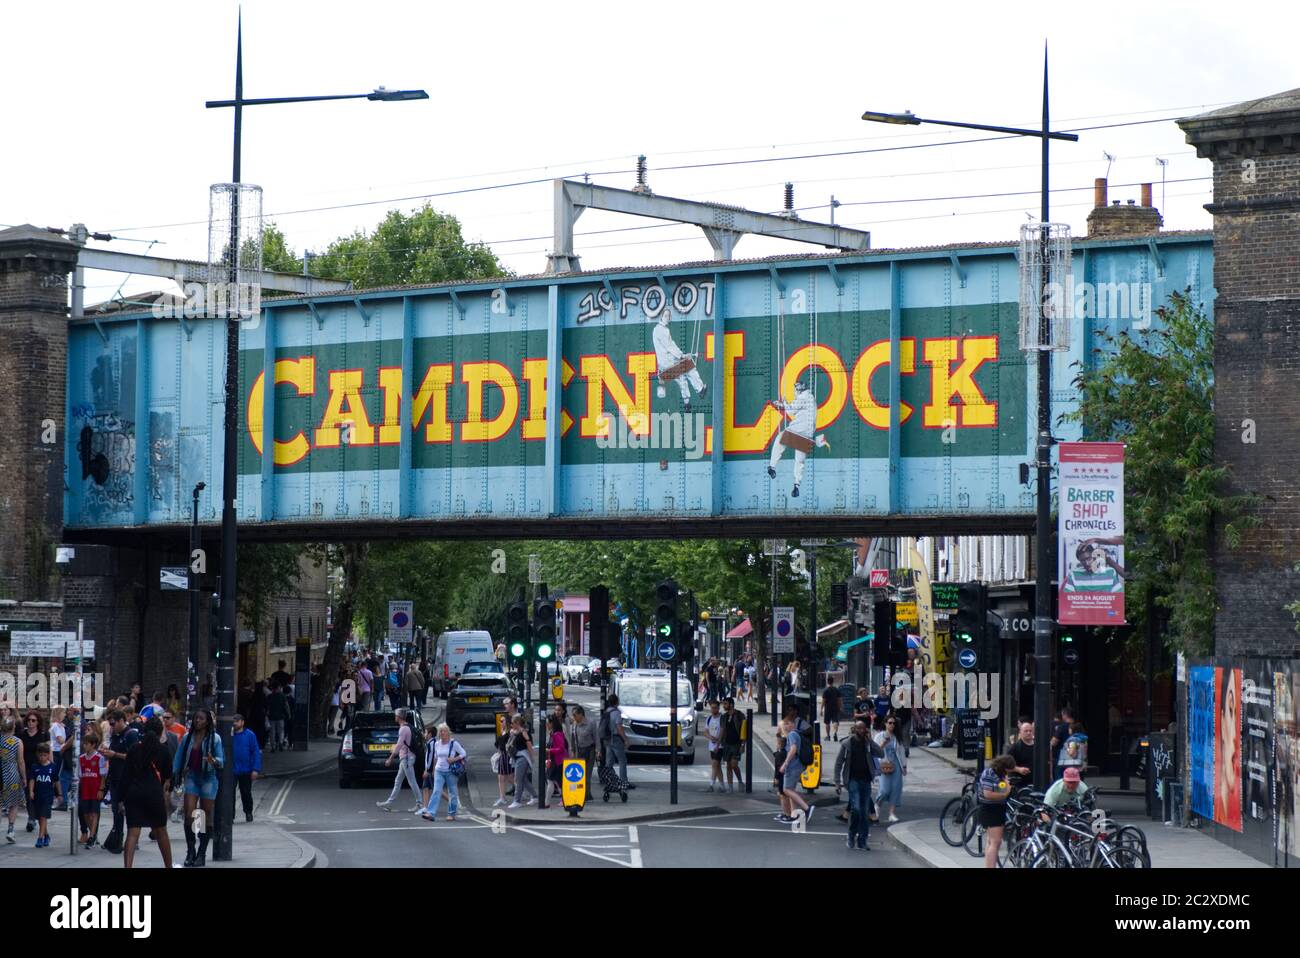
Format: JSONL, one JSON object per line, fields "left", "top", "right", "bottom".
{"left": 509, "top": 640, "right": 526, "bottom": 658}
{"left": 537, "top": 642, "right": 554, "bottom": 661}
{"left": 1060, "top": 634, "right": 1075, "bottom": 643}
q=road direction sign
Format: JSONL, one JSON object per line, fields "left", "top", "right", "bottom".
{"left": 561, "top": 758, "right": 587, "bottom": 809}
{"left": 772, "top": 606, "right": 795, "bottom": 653}
{"left": 656, "top": 640, "right": 677, "bottom": 661}
{"left": 9, "top": 632, "right": 94, "bottom": 657}
{"left": 528, "top": 554, "right": 541, "bottom": 584}
{"left": 957, "top": 648, "right": 978, "bottom": 670}
{"left": 1063, "top": 648, "right": 1080, "bottom": 666}
{"left": 160, "top": 566, "right": 189, "bottom": 590}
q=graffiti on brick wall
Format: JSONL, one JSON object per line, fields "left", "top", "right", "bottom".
{"left": 149, "top": 411, "right": 175, "bottom": 504}
{"left": 75, "top": 409, "right": 134, "bottom": 518}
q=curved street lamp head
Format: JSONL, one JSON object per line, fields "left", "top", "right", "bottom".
{"left": 368, "top": 87, "right": 429, "bottom": 102}
{"left": 861, "top": 109, "right": 920, "bottom": 125}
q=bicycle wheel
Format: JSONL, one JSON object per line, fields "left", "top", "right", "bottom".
{"left": 1030, "top": 837, "right": 1072, "bottom": 868}
{"left": 962, "top": 807, "right": 985, "bottom": 858}
{"left": 1117, "top": 826, "right": 1151, "bottom": 867}
{"left": 1008, "top": 837, "right": 1039, "bottom": 868}
{"left": 940, "top": 796, "right": 971, "bottom": 847}
{"left": 1109, "top": 844, "right": 1150, "bottom": 869}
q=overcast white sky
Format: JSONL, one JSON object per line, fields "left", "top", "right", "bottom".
{"left": 4, "top": 0, "right": 1297, "bottom": 302}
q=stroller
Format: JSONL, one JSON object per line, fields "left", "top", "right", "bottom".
{"left": 598, "top": 763, "right": 629, "bottom": 803}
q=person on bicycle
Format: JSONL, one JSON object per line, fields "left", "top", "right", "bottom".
{"left": 1043, "top": 766, "right": 1090, "bottom": 809}
{"left": 977, "top": 755, "right": 1016, "bottom": 869}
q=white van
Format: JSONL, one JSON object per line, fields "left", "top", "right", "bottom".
{"left": 431, "top": 630, "right": 496, "bottom": 698}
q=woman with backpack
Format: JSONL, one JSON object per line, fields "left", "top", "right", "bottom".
{"left": 506, "top": 714, "right": 536, "bottom": 808}
{"left": 421, "top": 723, "right": 467, "bottom": 822}
{"left": 872, "top": 714, "right": 907, "bottom": 824}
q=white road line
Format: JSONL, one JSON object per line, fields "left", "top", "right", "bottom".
{"left": 293, "top": 824, "right": 489, "bottom": 834}
{"left": 627, "top": 825, "right": 642, "bottom": 868}
{"left": 645, "top": 822, "right": 848, "bottom": 836}
{"left": 269, "top": 779, "right": 294, "bottom": 818}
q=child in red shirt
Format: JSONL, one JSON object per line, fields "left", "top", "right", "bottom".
{"left": 78, "top": 732, "right": 108, "bottom": 847}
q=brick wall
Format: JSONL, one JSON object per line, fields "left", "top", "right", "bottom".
{"left": 1180, "top": 98, "right": 1300, "bottom": 657}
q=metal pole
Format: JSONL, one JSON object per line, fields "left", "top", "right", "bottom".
{"left": 188, "top": 484, "right": 201, "bottom": 723}
{"left": 69, "top": 619, "right": 84, "bottom": 855}
{"left": 745, "top": 707, "right": 754, "bottom": 793}
{"left": 669, "top": 660, "right": 678, "bottom": 805}
{"left": 1032, "top": 48, "right": 1055, "bottom": 791}
{"left": 537, "top": 666, "right": 547, "bottom": 809}
{"left": 770, "top": 550, "right": 779, "bottom": 726}
{"left": 809, "top": 548, "right": 818, "bottom": 726}
{"left": 213, "top": 16, "right": 244, "bottom": 863}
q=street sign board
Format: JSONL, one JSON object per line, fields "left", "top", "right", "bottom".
{"left": 561, "top": 758, "right": 587, "bottom": 808}
{"left": 528, "top": 554, "right": 541, "bottom": 584}
{"left": 869, "top": 569, "right": 889, "bottom": 589}
{"left": 9, "top": 632, "right": 94, "bottom": 658}
{"left": 895, "top": 601, "right": 918, "bottom": 624}
{"left": 957, "top": 710, "right": 985, "bottom": 760}
{"left": 801, "top": 538, "right": 828, "bottom": 547}
{"left": 957, "top": 648, "right": 978, "bottom": 670}
{"left": 931, "top": 582, "right": 959, "bottom": 611}
{"left": 772, "top": 607, "right": 795, "bottom": 654}
{"left": 388, "top": 600, "right": 414, "bottom": 643}
{"left": 656, "top": 640, "right": 677, "bottom": 661}
{"left": 159, "top": 566, "right": 189, "bottom": 590}
{"left": 762, "top": 538, "right": 787, "bottom": 556}
{"left": 1063, "top": 647, "right": 1080, "bottom": 666}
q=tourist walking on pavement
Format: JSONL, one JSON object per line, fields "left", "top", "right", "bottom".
{"left": 569, "top": 705, "right": 599, "bottom": 781}
{"left": 422, "top": 724, "right": 467, "bottom": 822}
{"left": 835, "top": 720, "right": 881, "bottom": 849}
{"left": 506, "top": 714, "right": 536, "bottom": 808}
{"left": 120, "top": 717, "right": 173, "bottom": 869}
{"left": 377, "top": 708, "right": 422, "bottom": 813}
{"left": 48, "top": 708, "right": 68, "bottom": 811}
{"left": 17, "top": 711, "right": 49, "bottom": 834}
{"left": 602, "top": 694, "right": 631, "bottom": 789}
{"left": 822, "top": 676, "right": 843, "bottom": 742}
{"left": 720, "top": 697, "right": 744, "bottom": 792}
{"left": 101, "top": 709, "right": 140, "bottom": 850}
{"left": 404, "top": 663, "right": 425, "bottom": 712}
{"left": 266, "top": 682, "right": 290, "bottom": 752}
{"left": 545, "top": 715, "right": 568, "bottom": 803}
{"left": 777, "top": 717, "right": 812, "bottom": 825}
{"left": 27, "top": 742, "right": 59, "bottom": 848}
{"left": 704, "top": 700, "right": 724, "bottom": 792}
{"left": 173, "top": 707, "right": 223, "bottom": 867}
{"left": 231, "top": 714, "right": 262, "bottom": 822}
{"left": 977, "top": 755, "right": 1015, "bottom": 868}
{"left": 356, "top": 660, "right": 375, "bottom": 712}
{"left": 77, "top": 732, "right": 106, "bottom": 847}
{"left": 873, "top": 715, "right": 907, "bottom": 823}
{"left": 494, "top": 697, "right": 519, "bottom": 807}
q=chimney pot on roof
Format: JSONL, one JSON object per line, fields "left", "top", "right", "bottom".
{"left": 1094, "top": 177, "right": 1108, "bottom": 209}
{"left": 1140, "top": 183, "right": 1153, "bottom": 208}
{"left": 1127, "top": 199, "right": 1136, "bottom": 205}
{"left": 1112, "top": 200, "right": 1120, "bottom": 206}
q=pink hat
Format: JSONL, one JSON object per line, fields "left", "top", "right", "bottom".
{"left": 1063, "top": 767, "right": 1081, "bottom": 782}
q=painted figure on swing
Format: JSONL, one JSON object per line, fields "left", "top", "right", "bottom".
{"left": 767, "top": 378, "right": 829, "bottom": 498}
{"left": 652, "top": 308, "right": 708, "bottom": 412}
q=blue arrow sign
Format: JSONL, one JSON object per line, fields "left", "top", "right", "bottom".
{"left": 957, "top": 648, "right": 978, "bottom": 670}
{"left": 656, "top": 641, "right": 677, "bottom": 660}
{"left": 564, "top": 763, "right": 584, "bottom": 782}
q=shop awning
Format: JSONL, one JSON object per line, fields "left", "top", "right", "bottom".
{"left": 726, "top": 618, "right": 753, "bottom": 639}
{"left": 835, "top": 633, "right": 873, "bottom": 662}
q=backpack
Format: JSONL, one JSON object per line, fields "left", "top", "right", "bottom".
{"left": 598, "top": 708, "right": 613, "bottom": 742}
{"left": 795, "top": 720, "right": 814, "bottom": 767}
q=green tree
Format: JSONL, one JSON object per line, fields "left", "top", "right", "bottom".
{"left": 236, "top": 542, "right": 307, "bottom": 641}
{"left": 1064, "top": 290, "right": 1258, "bottom": 655}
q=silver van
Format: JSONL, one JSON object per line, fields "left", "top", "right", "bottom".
{"left": 610, "top": 669, "right": 697, "bottom": 763}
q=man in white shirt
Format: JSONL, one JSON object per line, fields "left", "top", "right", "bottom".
{"left": 651, "top": 311, "right": 707, "bottom": 410}
{"left": 767, "top": 379, "right": 829, "bottom": 498}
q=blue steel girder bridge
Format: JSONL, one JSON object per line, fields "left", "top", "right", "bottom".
{"left": 62, "top": 231, "right": 1212, "bottom": 545}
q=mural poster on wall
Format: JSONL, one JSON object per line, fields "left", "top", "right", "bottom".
{"left": 1243, "top": 664, "right": 1273, "bottom": 824}
{"left": 1275, "top": 671, "right": 1299, "bottom": 859}
{"left": 1214, "top": 666, "right": 1243, "bottom": 832}
{"left": 1058, "top": 442, "right": 1126, "bottom": 625}
{"left": 1188, "top": 665, "right": 1216, "bottom": 821}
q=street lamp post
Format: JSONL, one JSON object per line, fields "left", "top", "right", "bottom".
{"left": 204, "top": 13, "right": 427, "bottom": 861}
{"left": 862, "top": 48, "right": 1077, "bottom": 788}
{"left": 187, "top": 481, "right": 205, "bottom": 724}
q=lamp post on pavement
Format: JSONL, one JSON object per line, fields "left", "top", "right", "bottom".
{"left": 862, "top": 48, "right": 1078, "bottom": 789}
{"left": 204, "top": 13, "right": 427, "bottom": 862}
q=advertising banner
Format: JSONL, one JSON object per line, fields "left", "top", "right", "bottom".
{"left": 1275, "top": 670, "right": 1299, "bottom": 858}
{"left": 1058, "top": 442, "right": 1126, "bottom": 625}
{"left": 1243, "top": 663, "right": 1272, "bottom": 824}
{"left": 1188, "top": 665, "right": 1215, "bottom": 820}
{"left": 1213, "top": 666, "right": 1243, "bottom": 832}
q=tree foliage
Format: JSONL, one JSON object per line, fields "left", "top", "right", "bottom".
{"left": 236, "top": 542, "right": 306, "bottom": 639}
{"left": 1064, "top": 290, "right": 1258, "bottom": 655}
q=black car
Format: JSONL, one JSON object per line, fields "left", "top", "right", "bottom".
{"left": 338, "top": 709, "right": 425, "bottom": 788}
{"left": 446, "top": 670, "right": 516, "bottom": 732}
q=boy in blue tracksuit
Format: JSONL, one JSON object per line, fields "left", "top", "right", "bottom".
{"left": 231, "top": 714, "right": 263, "bottom": 823}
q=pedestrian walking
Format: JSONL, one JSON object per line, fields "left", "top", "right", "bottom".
{"left": 601, "top": 694, "right": 631, "bottom": 788}
{"left": 100, "top": 709, "right": 140, "bottom": 852}
{"left": 506, "top": 714, "right": 536, "bottom": 808}
{"left": 419, "top": 726, "right": 438, "bottom": 809}
{"left": 173, "top": 707, "right": 223, "bottom": 868}
{"left": 266, "top": 682, "right": 290, "bottom": 752}
{"left": 569, "top": 705, "right": 599, "bottom": 784}
{"left": 48, "top": 708, "right": 68, "bottom": 811}
{"left": 356, "top": 661, "right": 375, "bottom": 712}
{"left": 385, "top": 660, "right": 402, "bottom": 711}
{"left": 57, "top": 706, "right": 79, "bottom": 811}
{"left": 720, "top": 697, "right": 744, "bottom": 792}
{"left": 421, "top": 724, "right": 467, "bottom": 822}
{"left": 822, "top": 676, "right": 843, "bottom": 742}
{"left": 120, "top": 717, "right": 173, "bottom": 869}
{"left": 77, "top": 732, "right": 107, "bottom": 847}
{"left": 17, "top": 711, "right": 49, "bottom": 834}
{"left": 977, "top": 755, "right": 1015, "bottom": 868}
{"left": 404, "top": 663, "right": 425, "bottom": 712}
{"left": 777, "top": 717, "right": 812, "bottom": 825}
{"left": 704, "top": 700, "right": 724, "bottom": 792}
{"left": 376, "top": 708, "right": 422, "bottom": 813}
{"left": 494, "top": 697, "right": 519, "bottom": 807}
{"left": 165, "top": 685, "right": 183, "bottom": 718}
{"left": 873, "top": 715, "right": 907, "bottom": 823}
{"left": 545, "top": 715, "right": 568, "bottom": 804}
{"left": 834, "top": 720, "right": 881, "bottom": 849}
{"left": 231, "top": 714, "right": 262, "bottom": 822}
{"left": 27, "top": 742, "right": 59, "bottom": 847}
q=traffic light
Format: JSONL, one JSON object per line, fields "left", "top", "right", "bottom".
{"left": 830, "top": 582, "right": 849, "bottom": 618}
{"left": 506, "top": 601, "right": 530, "bottom": 661}
{"left": 533, "top": 597, "right": 556, "bottom": 662}
{"left": 655, "top": 579, "right": 679, "bottom": 644}
{"left": 589, "top": 585, "right": 610, "bottom": 661}
{"left": 952, "top": 581, "right": 988, "bottom": 671}
{"left": 873, "top": 599, "right": 898, "bottom": 667}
